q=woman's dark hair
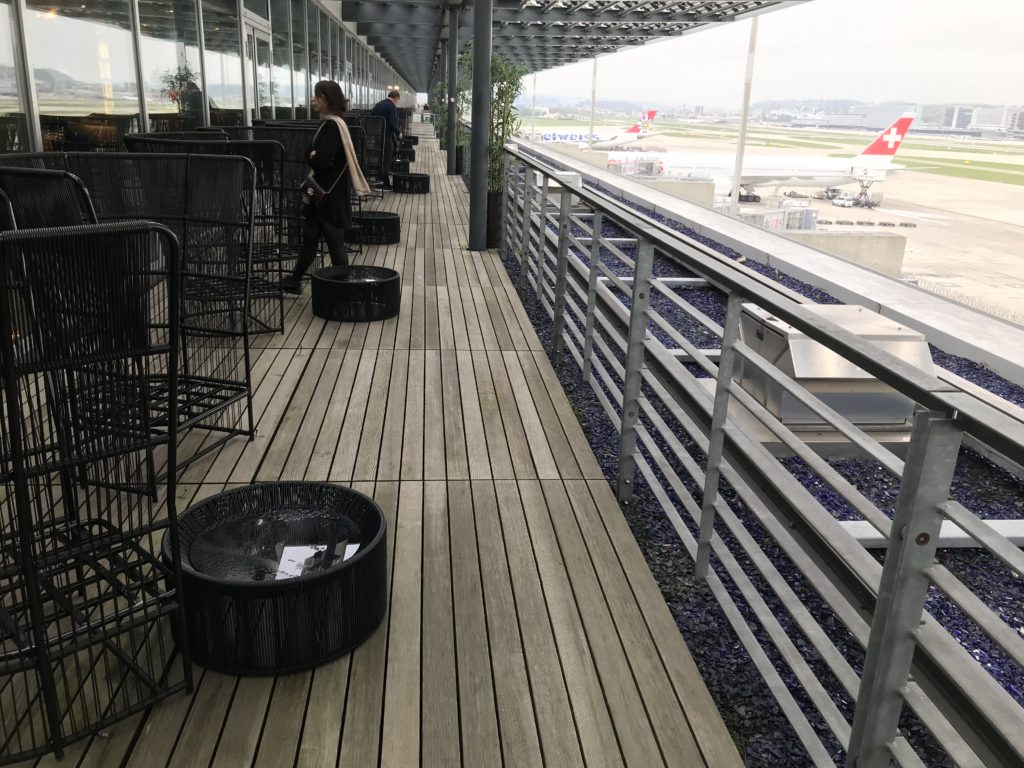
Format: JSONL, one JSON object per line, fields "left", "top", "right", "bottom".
{"left": 314, "top": 80, "right": 348, "bottom": 114}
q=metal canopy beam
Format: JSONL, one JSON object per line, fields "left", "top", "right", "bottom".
{"left": 348, "top": 0, "right": 809, "bottom": 95}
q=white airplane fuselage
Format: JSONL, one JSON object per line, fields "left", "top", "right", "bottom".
{"left": 607, "top": 152, "right": 904, "bottom": 193}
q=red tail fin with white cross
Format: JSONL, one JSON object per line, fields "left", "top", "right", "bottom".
{"left": 623, "top": 110, "right": 657, "bottom": 135}
{"left": 859, "top": 114, "right": 915, "bottom": 156}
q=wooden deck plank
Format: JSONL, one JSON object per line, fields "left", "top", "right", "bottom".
{"left": 296, "top": 657, "right": 350, "bottom": 768}
{"left": 472, "top": 481, "right": 545, "bottom": 768}
{"left": 420, "top": 481, "right": 460, "bottom": 768}
{"left": 439, "top": 350, "right": 469, "bottom": 481}
{"left": 561, "top": 480, "right": 706, "bottom": 767}
{"left": 584, "top": 480, "right": 745, "bottom": 768}
{"left": 447, "top": 481, "right": 503, "bottom": 767}
{"left": 493, "top": 481, "right": 587, "bottom": 768}
{"left": 538, "top": 480, "right": 666, "bottom": 767}
{"left": 210, "top": 677, "right": 275, "bottom": 768}
{"left": 337, "top": 481, "right": 395, "bottom": 768}
{"left": 379, "top": 482, "right": 422, "bottom": 767}
{"left": 252, "top": 673, "right": 313, "bottom": 768}
{"left": 422, "top": 351, "right": 446, "bottom": 481}
{"left": 516, "top": 480, "right": 626, "bottom": 768}
{"left": 472, "top": 350, "right": 515, "bottom": 480}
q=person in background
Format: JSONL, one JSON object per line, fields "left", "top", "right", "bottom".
{"left": 371, "top": 89, "right": 402, "bottom": 189}
{"left": 280, "top": 80, "right": 370, "bottom": 295}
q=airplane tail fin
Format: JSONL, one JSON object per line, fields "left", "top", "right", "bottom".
{"left": 859, "top": 114, "right": 915, "bottom": 156}
{"left": 624, "top": 110, "right": 657, "bottom": 135}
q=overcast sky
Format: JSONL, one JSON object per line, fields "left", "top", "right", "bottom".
{"left": 529, "top": 0, "right": 1024, "bottom": 110}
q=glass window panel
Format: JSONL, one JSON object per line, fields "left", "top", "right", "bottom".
{"left": 331, "top": 24, "right": 340, "bottom": 85}
{"left": 0, "top": 0, "right": 29, "bottom": 150}
{"left": 24, "top": 0, "right": 139, "bottom": 150}
{"left": 306, "top": 0, "right": 317, "bottom": 94}
{"left": 270, "top": 0, "right": 291, "bottom": 116}
{"left": 244, "top": 0, "right": 268, "bottom": 21}
{"left": 139, "top": 0, "right": 203, "bottom": 131}
{"left": 318, "top": 10, "right": 328, "bottom": 85}
{"left": 203, "top": 0, "right": 244, "bottom": 125}
{"left": 290, "top": 0, "right": 306, "bottom": 116}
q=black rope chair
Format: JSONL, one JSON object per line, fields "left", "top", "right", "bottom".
{"left": 0, "top": 221, "right": 192, "bottom": 764}
{"left": 0, "top": 151, "right": 257, "bottom": 465}
{"left": 124, "top": 136, "right": 286, "bottom": 333}
{"left": 0, "top": 167, "right": 97, "bottom": 229}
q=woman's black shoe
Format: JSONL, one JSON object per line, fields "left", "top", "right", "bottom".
{"left": 280, "top": 275, "right": 302, "bottom": 295}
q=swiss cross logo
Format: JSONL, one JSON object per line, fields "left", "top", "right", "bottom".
{"left": 882, "top": 127, "right": 903, "bottom": 149}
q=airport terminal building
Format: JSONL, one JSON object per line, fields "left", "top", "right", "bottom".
{"left": 0, "top": 0, "right": 413, "bottom": 152}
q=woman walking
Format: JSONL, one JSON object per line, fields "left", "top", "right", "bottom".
{"left": 280, "top": 80, "right": 370, "bottom": 294}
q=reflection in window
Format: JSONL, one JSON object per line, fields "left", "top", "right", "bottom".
{"left": 139, "top": 0, "right": 203, "bottom": 131}
{"left": 290, "top": 0, "right": 306, "bottom": 116}
{"left": 24, "top": 0, "right": 139, "bottom": 150}
{"left": 203, "top": 0, "right": 243, "bottom": 124}
{"left": 331, "top": 24, "right": 340, "bottom": 85}
{"left": 0, "top": 0, "right": 28, "bottom": 150}
{"left": 319, "top": 9, "right": 328, "bottom": 87}
{"left": 306, "top": 0, "right": 318, "bottom": 95}
{"left": 270, "top": 0, "right": 291, "bottom": 117}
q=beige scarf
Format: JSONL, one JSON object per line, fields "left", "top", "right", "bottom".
{"left": 320, "top": 115, "right": 372, "bottom": 197}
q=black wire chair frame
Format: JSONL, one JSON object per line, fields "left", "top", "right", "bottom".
{"left": 0, "top": 221, "right": 192, "bottom": 763}
{"left": 0, "top": 152, "right": 257, "bottom": 468}
{"left": 123, "top": 136, "right": 286, "bottom": 334}
{"left": 0, "top": 168, "right": 98, "bottom": 229}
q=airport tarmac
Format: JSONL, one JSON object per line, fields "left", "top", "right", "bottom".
{"left": 539, "top": 128, "right": 1024, "bottom": 324}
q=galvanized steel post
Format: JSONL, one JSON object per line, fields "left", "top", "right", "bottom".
{"left": 617, "top": 238, "right": 653, "bottom": 506}
{"left": 468, "top": 0, "right": 493, "bottom": 250}
{"left": 695, "top": 291, "right": 743, "bottom": 578}
{"left": 447, "top": 7, "right": 458, "bottom": 175}
{"left": 518, "top": 169, "right": 534, "bottom": 287}
{"left": 582, "top": 211, "right": 603, "bottom": 384}
{"left": 846, "top": 412, "right": 962, "bottom": 768}
{"left": 535, "top": 177, "right": 550, "bottom": 300}
{"left": 552, "top": 187, "right": 572, "bottom": 366}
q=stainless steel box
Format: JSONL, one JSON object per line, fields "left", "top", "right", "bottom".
{"left": 737, "top": 304, "right": 934, "bottom": 426}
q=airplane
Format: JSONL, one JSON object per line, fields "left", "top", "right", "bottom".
{"left": 535, "top": 111, "right": 658, "bottom": 150}
{"left": 606, "top": 114, "right": 915, "bottom": 201}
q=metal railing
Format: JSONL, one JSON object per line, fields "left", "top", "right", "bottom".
{"left": 501, "top": 145, "right": 1024, "bottom": 768}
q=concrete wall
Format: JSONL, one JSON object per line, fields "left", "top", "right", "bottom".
{"left": 634, "top": 179, "right": 716, "bottom": 207}
{"left": 783, "top": 231, "right": 907, "bottom": 277}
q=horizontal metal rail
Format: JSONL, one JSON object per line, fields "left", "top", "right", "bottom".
{"left": 502, "top": 145, "right": 1024, "bottom": 768}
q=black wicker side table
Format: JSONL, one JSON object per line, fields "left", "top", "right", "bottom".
{"left": 401, "top": 136, "right": 419, "bottom": 147}
{"left": 393, "top": 158, "right": 410, "bottom": 174}
{"left": 311, "top": 265, "right": 401, "bottom": 322}
{"left": 348, "top": 211, "right": 401, "bottom": 245}
{"left": 392, "top": 172, "right": 430, "bottom": 194}
{"left": 166, "top": 482, "right": 388, "bottom": 675}
{"left": 396, "top": 148, "right": 416, "bottom": 163}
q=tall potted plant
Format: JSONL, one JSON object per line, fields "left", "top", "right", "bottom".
{"left": 457, "top": 45, "right": 526, "bottom": 247}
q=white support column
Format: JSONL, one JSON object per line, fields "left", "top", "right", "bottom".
{"left": 729, "top": 16, "right": 758, "bottom": 217}
{"left": 587, "top": 56, "right": 597, "bottom": 150}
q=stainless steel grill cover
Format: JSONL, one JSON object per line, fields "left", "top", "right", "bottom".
{"left": 737, "top": 304, "right": 935, "bottom": 425}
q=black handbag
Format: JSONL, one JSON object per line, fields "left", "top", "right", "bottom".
{"left": 301, "top": 165, "right": 345, "bottom": 208}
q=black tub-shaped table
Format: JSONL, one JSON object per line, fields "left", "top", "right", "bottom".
{"left": 348, "top": 210, "right": 401, "bottom": 245}
{"left": 392, "top": 172, "right": 430, "bottom": 194}
{"left": 311, "top": 265, "right": 401, "bottom": 322}
{"left": 165, "top": 482, "right": 387, "bottom": 675}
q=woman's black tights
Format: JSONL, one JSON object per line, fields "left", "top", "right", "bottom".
{"left": 291, "top": 218, "right": 347, "bottom": 279}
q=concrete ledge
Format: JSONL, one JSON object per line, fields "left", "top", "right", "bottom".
{"left": 783, "top": 231, "right": 906, "bottom": 277}
{"left": 515, "top": 139, "right": 1024, "bottom": 388}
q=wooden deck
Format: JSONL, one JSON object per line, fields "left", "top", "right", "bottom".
{"left": 20, "top": 125, "right": 741, "bottom": 768}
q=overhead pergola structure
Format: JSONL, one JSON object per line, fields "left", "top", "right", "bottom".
{"left": 344, "top": 0, "right": 808, "bottom": 91}
{"left": 340, "top": 0, "right": 810, "bottom": 247}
